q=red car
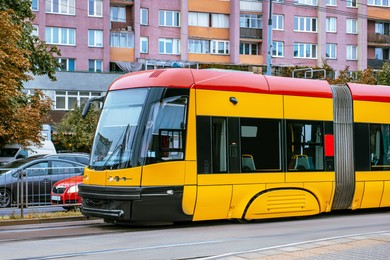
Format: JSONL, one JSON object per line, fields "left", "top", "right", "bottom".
{"left": 51, "top": 175, "right": 83, "bottom": 209}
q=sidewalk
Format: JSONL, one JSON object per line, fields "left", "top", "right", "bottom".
{"left": 219, "top": 232, "right": 390, "bottom": 259}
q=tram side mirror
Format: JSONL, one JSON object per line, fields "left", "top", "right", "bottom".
{"left": 82, "top": 96, "right": 105, "bottom": 118}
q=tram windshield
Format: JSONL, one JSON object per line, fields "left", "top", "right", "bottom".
{"left": 90, "top": 88, "right": 148, "bottom": 170}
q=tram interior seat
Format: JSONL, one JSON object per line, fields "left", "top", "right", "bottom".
{"left": 289, "top": 154, "right": 311, "bottom": 170}
{"left": 242, "top": 154, "right": 256, "bottom": 172}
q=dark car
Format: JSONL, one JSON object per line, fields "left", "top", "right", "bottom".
{"left": 0, "top": 157, "right": 86, "bottom": 207}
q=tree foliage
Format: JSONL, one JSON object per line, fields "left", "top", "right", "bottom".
{"left": 54, "top": 105, "right": 101, "bottom": 153}
{"left": 0, "top": 1, "right": 60, "bottom": 148}
{"left": 377, "top": 62, "right": 390, "bottom": 86}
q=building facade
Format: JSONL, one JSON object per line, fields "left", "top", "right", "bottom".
{"left": 25, "top": 0, "right": 390, "bottom": 117}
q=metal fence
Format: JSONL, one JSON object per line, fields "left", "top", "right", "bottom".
{"left": 0, "top": 166, "right": 84, "bottom": 218}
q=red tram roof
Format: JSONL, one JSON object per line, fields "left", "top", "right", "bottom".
{"left": 109, "top": 69, "right": 333, "bottom": 99}
{"left": 347, "top": 83, "right": 390, "bottom": 102}
{"left": 109, "top": 69, "right": 390, "bottom": 103}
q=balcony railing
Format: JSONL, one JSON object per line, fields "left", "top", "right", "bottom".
{"left": 240, "top": 28, "right": 263, "bottom": 40}
{"left": 368, "top": 59, "right": 390, "bottom": 69}
{"left": 368, "top": 33, "right": 390, "bottom": 44}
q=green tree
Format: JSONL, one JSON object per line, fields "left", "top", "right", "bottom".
{"left": 377, "top": 62, "right": 390, "bottom": 86}
{"left": 355, "top": 67, "right": 377, "bottom": 85}
{"left": 54, "top": 104, "right": 101, "bottom": 153}
{"left": 0, "top": 1, "right": 60, "bottom": 148}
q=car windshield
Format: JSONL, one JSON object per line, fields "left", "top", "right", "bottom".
{"left": 90, "top": 88, "right": 148, "bottom": 170}
{"left": 0, "top": 159, "right": 30, "bottom": 175}
{"left": 0, "top": 148, "right": 19, "bottom": 157}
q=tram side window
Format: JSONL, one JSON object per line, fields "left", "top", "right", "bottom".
{"left": 287, "top": 121, "right": 324, "bottom": 171}
{"left": 240, "top": 118, "right": 281, "bottom": 172}
{"left": 370, "top": 124, "right": 390, "bottom": 171}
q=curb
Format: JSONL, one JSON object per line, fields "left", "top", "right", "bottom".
{"left": 0, "top": 215, "right": 94, "bottom": 226}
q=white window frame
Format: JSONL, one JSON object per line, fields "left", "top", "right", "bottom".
{"left": 272, "top": 14, "right": 284, "bottom": 30}
{"left": 326, "top": 0, "right": 337, "bottom": 6}
{"left": 140, "top": 8, "right": 149, "bottom": 25}
{"left": 88, "top": 59, "right": 103, "bottom": 72}
{"left": 32, "top": 25, "right": 39, "bottom": 37}
{"left": 211, "top": 40, "right": 230, "bottom": 55}
{"left": 368, "top": 0, "right": 390, "bottom": 6}
{"left": 294, "top": 16, "right": 317, "bottom": 32}
{"left": 346, "top": 19, "right": 357, "bottom": 34}
{"left": 326, "top": 43, "right": 337, "bottom": 59}
{"left": 110, "top": 32, "right": 133, "bottom": 48}
{"left": 32, "top": 0, "right": 39, "bottom": 11}
{"left": 88, "top": 0, "right": 102, "bottom": 17}
{"left": 57, "top": 58, "right": 76, "bottom": 71}
{"left": 140, "top": 37, "right": 148, "bottom": 53}
{"left": 240, "top": 43, "right": 259, "bottom": 55}
{"left": 240, "top": 14, "right": 262, "bottom": 29}
{"left": 272, "top": 41, "right": 284, "bottom": 57}
{"left": 88, "top": 30, "right": 103, "bottom": 47}
{"left": 55, "top": 91, "right": 101, "bottom": 110}
{"left": 45, "top": 0, "right": 75, "bottom": 15}
{"left": 346, "top": 0, "right": 357, "bottom": 7}
{"left": 159, "top": 10, "right": 180, "bottom": 27}
{"left": 110, "top": 6, "right": 126, "bottom": 22}
{"left": 45, "top": 27, "right": 76, "bottom": 45}
{"left": 346, "top": 45, "right": 357, "bottom": 60}
{"left": 295, "top": 0, "right": 318, "bottom": 5}
{"left": 188, "top": 12, "right": 209, "bottom": 27}
{"left": 188, "top": 39, "right": 210, "bottom": 54}
{"left": 211, "top": 14, "right": 229, "bottom": 28}
{"left": 294, "top": 43, "right": 317, "bottom": 59}
{"left": 159, "top": 38, "right": 181, "bottom": 54}
{"left": 326, "top": 17, "right": 337, "bottom": 32}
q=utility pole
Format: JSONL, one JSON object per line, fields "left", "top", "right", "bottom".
{"left": 266, "top": 0, "right": 273, "bottom": 75}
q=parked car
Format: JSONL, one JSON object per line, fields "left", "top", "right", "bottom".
{"left": 0, "top": 157, "right": 85, "bottom": 207}
{"left": 51, "top": 175, "right": 83, "bottom": 209}
{"left": 0, "top": 141, "right": 57, "bottom": 165}
{"left": 45, "top": 153, "right": 90, "bottom": 165}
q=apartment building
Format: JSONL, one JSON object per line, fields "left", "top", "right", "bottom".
{"left": 24, "top": 0, "right": 389, "bottom": 120}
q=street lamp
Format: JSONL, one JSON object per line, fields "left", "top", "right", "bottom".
{"left": 266, "top": 0, "right": 273, "bottom": 75}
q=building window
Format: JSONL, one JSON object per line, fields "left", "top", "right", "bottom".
{"left": 375, "top": 48, "right": 390, "bottom": 60}
{"left": 240, "top": 43, "right": 259, "bottom": 55}
{"left": 211, "top": 14, "right": 229, "bottom": 28}
{"left": 326, "top": 43, "right": 337, "bottom": 59}
{"left": 88, "top": 30, "right": 103, "bottom": 47}
{"left": 188, "top": 39, "right": 210, "bottom": 54}
{"left": 89, "top": 59, "right": 103, "bottom": 72}
{"left": 45, "top": 0, "right": 75, "bottom": 15}
{"left": 346, "top": 45, "right": 357, "bottom": 60}
{"left": 110, "top": 6, "right": 126, "bottom": 22}
{"left": 272, "top": 41, "right": 284, "bottom": 57}
{"left": 294, "top": 43, "right": 317, "bottom": 58}
{"left": 110, "top": 32, "right": 133, "bottom": 48}
{"left": 211, "top": 40, "right": 230, "bottom": 55}
{"left": 159, "top": 38, "right": 180, "bottom": 54}
{"left": 159, "top": 10, "right": 180, "bottom": 27}
{"left": 32, "top": 25, "right": 39, "bottom": 36}
{"left": 55, "top": 91, "right": 101, "bottom": 110}
{"left": 375, "top": 22, "right": 390, "bottom": 35}
{"left": 272, "top": 14, "right": 284, "bottom": 30}
{"left": 32, "top": 0, "right": 38, "bottom": 11}
{"left": 140, "top": 37, "right": 148, "bottom": 53}
{"left": 346, "top": 19, "right": 357, "bottom": 34}
{"left": 140, "top": 8, "right": 148, "bottom": 25}
{"left": 326, "top": 17, "right": 337, "bottom": 32}
{"left": 240, "top": 14, "right": 262, "bottom": 29}
{"left": 368, "top": 0, "right": 390, "bottom": 6}
{"left": 294, "top": 17, "right": 317, "bottom": 32}
{"left": 346, "top": 0, "right": 357, "bottom": 7}
{"left": 88, "top": 0, "right": 102, "bottom": 17}
{"left": 45, "top": 27, "right": 76, "bottom": 45}
{"left": 294, "top": 0, "right": 318, "bottom": 5}
{"left": 326, "top": 0, "right": 337, "bottom": 5}
{"left": 189, "top": 12, "right": 209, "bottom": 27}
{"left": 57, "top": 58, "right": 75, "bottom": 71}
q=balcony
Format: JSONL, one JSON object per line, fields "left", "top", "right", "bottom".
{"left": 368, "top": 59, "right": 390, "bottom": 69}
{"left": 110, "top": 0, "right": 134, "bottom": 6}
{"left": 240, "top": 28, "right": 263, "bottom": 40}
{"left": 368, "top": 33, "right": 390, "bottom": 46}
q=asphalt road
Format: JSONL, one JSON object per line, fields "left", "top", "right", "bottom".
{"left": 1, "top": 209, "right": 390, "bottom": 259}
